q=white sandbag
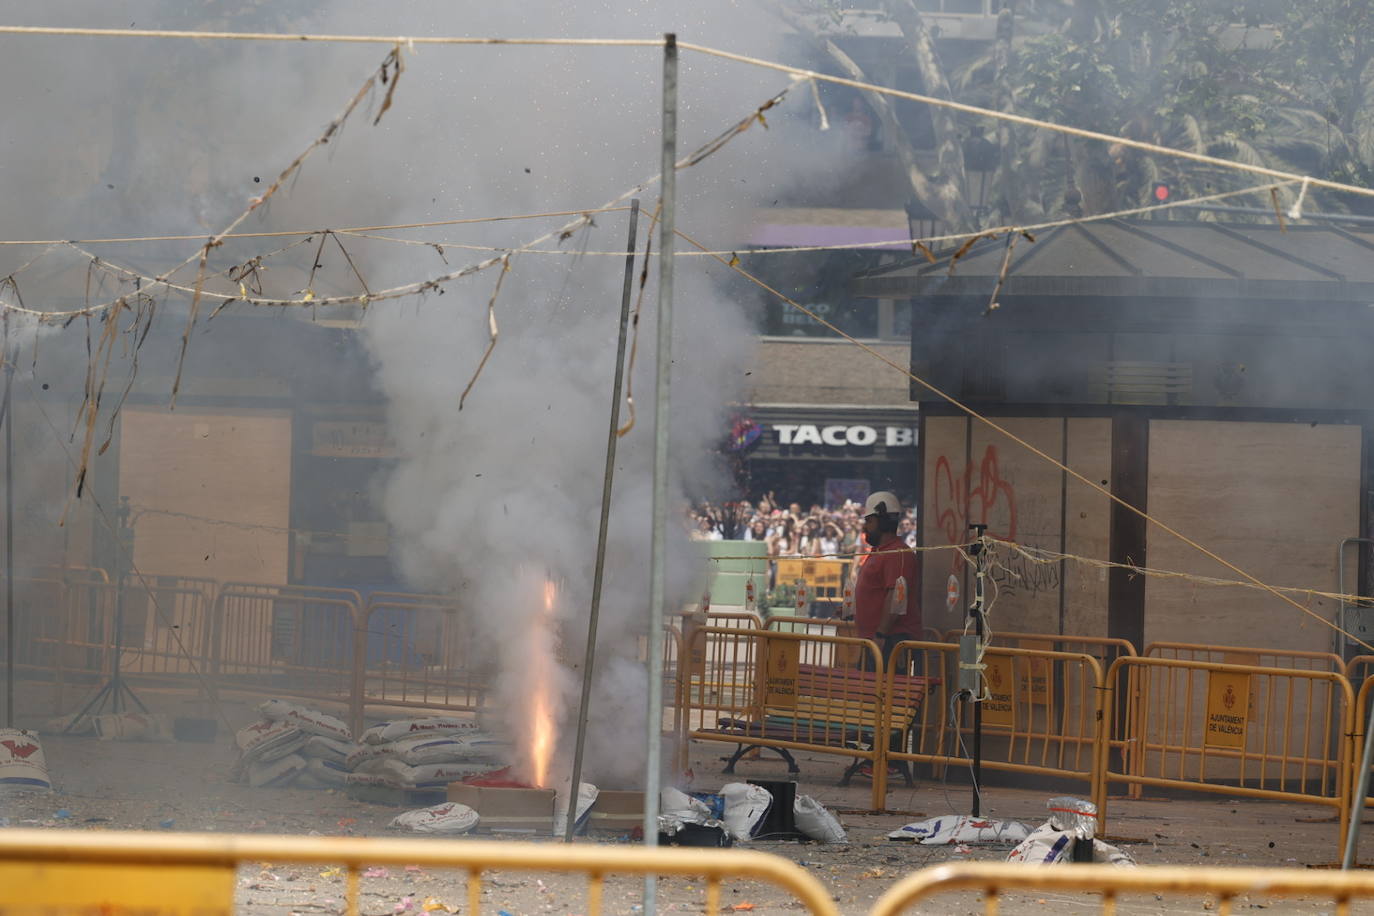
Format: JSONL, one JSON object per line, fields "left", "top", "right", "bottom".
{"left": 553, "top": 782, "right": 599, "bottom": 836}
{"left": 302, "top": 735, "right": 360, "bottom": 763}
{"left": 361, "top": 717, "right": 480, "bottom": 745}
{"left": 344, "top": 772, "right": 393, "bottom": 788}
{"left": 306, "top": 757, "right": 349, "bottom": 786}
{"left": 0, "top": 728, "right": 50, "bottom": 790}
{"left": 661, "top": 787, "right": 711, "bottom": 824}
{"left": 94, "top": 712, "right": 171, "bottom": 742}
{"left": 1007, "top": 824, "right": 1137, "bottom": 867}
{"left": 889, "top": 816, "right": 1031, "bottom": 846}
{"left": 258, "top": 699, "right": 352, "bottom": 740}
{"left": 389, "top": 802, "right": 479, "bottom": 835}
{"left": 793, "top": 795, "right": 847, "bottom": 843}
{"left": 237, "top": 720, "right": 308, "bottom": 763}
{"left": 248, "top": 753, "right": 307, "bottom": 788}
{"left": 346, "top": 733, "right": 503, "bottom": 770}
{"left": 398, "top": 733, "right": 506, "bottom": 765}
{"left": 353, "top": 757, "right": 492, "bottom": 788}
{"left": 720, "top": 782, "right": 772, "bottom": 843}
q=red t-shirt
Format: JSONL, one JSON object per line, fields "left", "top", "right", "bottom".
{"left": 853, "top": 535, "right": 921, "bottom": 639}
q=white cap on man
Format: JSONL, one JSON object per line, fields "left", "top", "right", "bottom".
{"left": 862, "top": 490, "right": 900, "bottom": 519}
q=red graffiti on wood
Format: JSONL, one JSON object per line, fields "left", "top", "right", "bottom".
{"left": 933, "top": 445, "right": 1017, "bottom": 572}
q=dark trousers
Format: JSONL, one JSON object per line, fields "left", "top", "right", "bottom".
{"left": 860, "top": 632, "right": 921, "bottom": 674}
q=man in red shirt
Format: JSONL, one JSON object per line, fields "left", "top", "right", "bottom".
{"left": 852, "top": 491, "right": 921, "bottom": 665}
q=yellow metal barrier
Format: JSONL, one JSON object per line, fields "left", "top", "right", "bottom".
{"left": 1145, "top": 640, "right": 1346, "bottom": 675}
{"left": 679, "top": 626, "right": 890, "bottom": 809}
{"left": 208, "top": 582, "right": 363, "bottom": 714}
{"left": 1100, "top": 656, "right": 1354, "bottom": 854}
{"left": 1349, "top": 654, "right": 1374, "bottom": 684}
{"left": 0, "top": 829, "right": 839, "bottom": 916}
{"left": 705, "top": 611, "right": 763, "bottom": 628}
{"left": 941, "top": 629, "right": 1137, "bottom": 666}
{"left": 766, "top": 615, "right": 857, "bottom": 639}
{"left": 887, "top": 640, "right": 1106, "bottom": 811}
{"left": 356, "top": 596, "right": 484, "bottom": 730}
{"left": 869, "top": 861, "right": 1374, "bottom": 915}
{"left": 774, "top": 557, "right": 847, "bottom": 591}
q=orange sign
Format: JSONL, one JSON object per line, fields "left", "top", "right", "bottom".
{"left": 981, "top": 655, "right": 1015, "bottom": 728}
{"left": 1205, "top": 671, "right": 1252, "bottom": 749}
{"left": 762, "top": 639, "right": 801, "bottom": 708}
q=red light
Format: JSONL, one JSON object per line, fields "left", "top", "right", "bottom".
{"left": 1153, "top": 183, "right": 1170, "bottom": 201}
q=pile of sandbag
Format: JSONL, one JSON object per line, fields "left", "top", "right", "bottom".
{"left": 230, "top": 699, "right": 356, "bottom": 788}
{"left": 342, "top": 717, "right": 507, "bottom": 791}
{"left": 230, "top": 704, "right": 508, "bottom": 792}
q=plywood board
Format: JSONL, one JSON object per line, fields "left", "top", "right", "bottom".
{"left": 119, "top": 407, "right": 292, "bottom": 584}
{"left": 1145, "top": 419, "right": 1359, "bottom": 653}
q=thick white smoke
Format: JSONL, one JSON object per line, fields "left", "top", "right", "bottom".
{"left": 0, "top": 1, "right": 857, "bottom": 785}
{"left": 350, "top": 3, "right": 814, "bottom": 786}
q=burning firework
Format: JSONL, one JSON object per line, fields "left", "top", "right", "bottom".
{"left": 527, "top": 578, "right": 559, "bottom": 787}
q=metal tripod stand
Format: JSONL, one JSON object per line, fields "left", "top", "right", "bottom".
{"left": 63, "top": 497, "right": 145, "bottom": 732}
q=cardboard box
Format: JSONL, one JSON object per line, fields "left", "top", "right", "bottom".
{"left": 447, "top": 784, "right": 555, "bottom": 832}
{"left": 587, "top": 790, "right": 644, "bottom": 832}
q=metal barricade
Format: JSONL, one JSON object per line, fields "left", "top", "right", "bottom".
{"left": 869, "top": 861, "right": 1374, "bottom": 915}
{"left": 766, "top": 615, "right": 856, "bottom": 639}
{"left": 941, "top": 629, "right": 1137, "bottom": 667}
{"left": 705, "top": 611, "right": 763, "bottom": 628}
{"left": 354, "top": 595, "right": 483, "bottom": 735}
{"left": 775, "top": 557, "right": 848, "bottom": 614}
{"left": 0, "top": 830, "right": 839, "bottom": 916}
{"left": 1348, "top": 654, "right": 1374, "bottom": 684}
{"left": 679, "top": 626, "right": 889, "bottom": 809}
{"left": 1146, "top": 640, "right": 1346, "bottom": 675}
{"left": 887, "top": 640, "right": 1105, "bottom": 808}
{"left": 1100, "top": 656, "right": 1354, "bottom": 854}
{"left": 209, "top": 582, "right": 363, "bottom": 712}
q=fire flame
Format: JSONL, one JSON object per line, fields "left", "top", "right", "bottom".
{"left": 527, "top": 578, "right": 559, "bottom": 787}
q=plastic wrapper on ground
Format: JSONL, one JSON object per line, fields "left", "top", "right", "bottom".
{"left": 888, "top": 815, "right": 1031, "bottom": 846}
{"left": 389, "top": 802, "right": 479, "bottom": 835}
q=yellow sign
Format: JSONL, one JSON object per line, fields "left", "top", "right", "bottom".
{"left": 0, "top": 861, "right": 233, "bottom": 915}
{"left": 762, "top": 639, "right": 801, "bottom": 708}
{"left": 1205, "top": 671, "right": 1252, "bottom": 749}
{"left": 1017, "top": 639, "right": 1053, "bottom": 705}
{"left": 982, "top": 655, "right": 1015, "bottom": 728}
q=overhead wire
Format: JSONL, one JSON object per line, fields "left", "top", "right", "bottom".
{"left": 0, "top": 207, "right": 634, "bottom": 247}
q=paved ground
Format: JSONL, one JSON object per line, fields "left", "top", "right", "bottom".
{"left": 2, "top": 685, "right": 1371, "bottom": 914}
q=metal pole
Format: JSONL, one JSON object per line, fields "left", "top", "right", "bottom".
{"left": 3, "top": 316, "right": 12, "bottom": 728}
{"left": 1337, "top": 538, "right": 1374, "bottom": 659}
{"left": 564, "top": 199, "right": 640, "bottom": 843}
{"left": 1344, "top": 696, "right": 1374, "bottom": 868}
{"left": 643, "top": 32, "right": 677, "bottom": 916}
{"left": 968, "top": 523, "right": 987, "bottom": 817}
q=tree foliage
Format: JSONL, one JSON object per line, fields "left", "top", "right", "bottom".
{"left": 783, "top": 0, "right": 1374, "bottom": 230}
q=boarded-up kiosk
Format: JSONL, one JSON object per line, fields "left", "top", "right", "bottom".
{"left": 854, "top": 219, "right": 1374, "bottom": 659}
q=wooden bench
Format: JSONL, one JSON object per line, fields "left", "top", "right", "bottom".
{"left": 703, "top": 662, "right": 934, "bottom": 787}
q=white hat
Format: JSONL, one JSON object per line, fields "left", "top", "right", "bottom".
{"left": 862, "top": 490, "right": 900, "bottom": 518}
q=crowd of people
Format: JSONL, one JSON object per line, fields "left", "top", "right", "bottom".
{"left": 688, "top": 496, "right": 918, "bottom": 557}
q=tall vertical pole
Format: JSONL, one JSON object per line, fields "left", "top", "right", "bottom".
{"left": 643, "top": 33, "right": 677, "bottom": 916}
{"left": 968, "top": 523, "right": 987, "bottom": 816}
{"left": 565, "top": 199, "right": 640, "bottom": 843}
{"left": 3, "top": 315, "right": 12, "bottom": 728}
